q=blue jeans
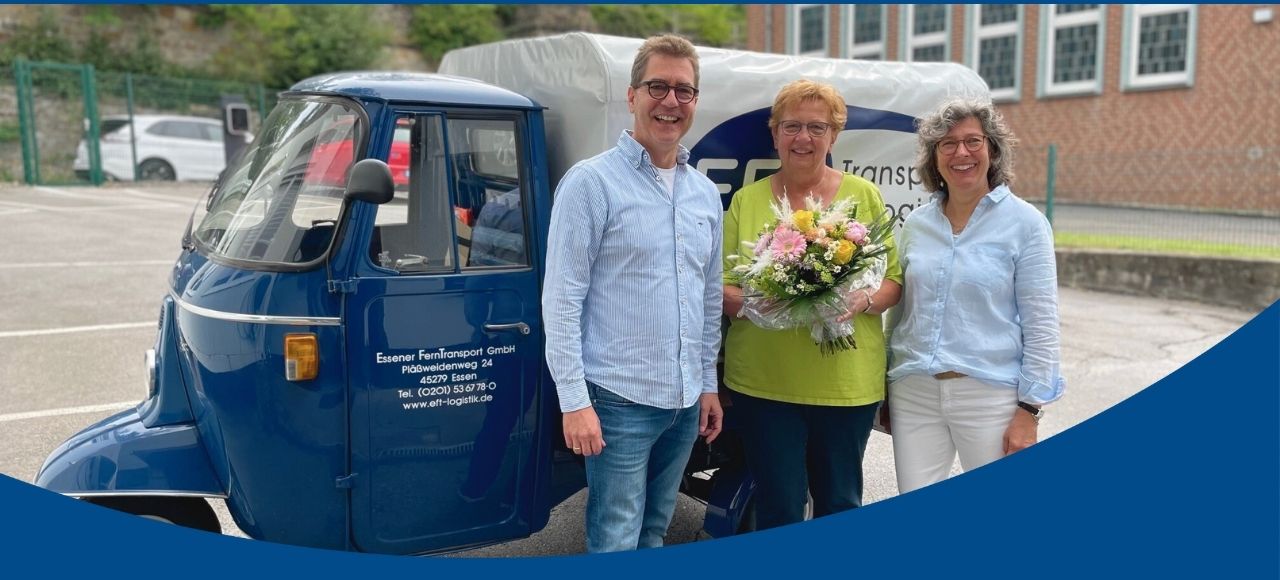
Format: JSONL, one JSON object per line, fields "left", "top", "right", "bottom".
{"left": 584, "top": 382, "right": 700, "bottom": 552}
{"left": 731, "top": 389, "right": 878, "bottom": 530}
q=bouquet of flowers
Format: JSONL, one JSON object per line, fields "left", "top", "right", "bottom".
{"left": 727, "top": 195, "right": 892, "bottom": 355}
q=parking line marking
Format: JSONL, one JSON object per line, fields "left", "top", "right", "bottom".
{"left": 0, "top": 402, "right": 136, "bottom": 424}
{"left": 0, "top": 200, "right": 185, "bottom": 213}
{"left": 115, "top": 188, "right": 200, "bottom": 205}
{"left": 0, "top": 260, "right": 173, "bottom": 270}
{"left": 34, "top": 186, "right": 105, "bottom": 200}
{"left": 0, "top": 322, "right": 155, "bottom": 339}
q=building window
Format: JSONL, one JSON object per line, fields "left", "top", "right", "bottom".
{"left": 790, "top": 5, "right": 829, "bottom": 57}
{"left": 1123, "top": 5, "right": 1196, "bottom": 91}
{"left": 846, "top": 4, "right": 886, "bottom": 60}
{"left": 903, "top": 4, "right": 950, "bottom": 63}
{"left": 968, "top": 4, "right": 1023, "bottom": 102}
{"left": 1040, "top": 4, "right": 1106, "bottom": 97}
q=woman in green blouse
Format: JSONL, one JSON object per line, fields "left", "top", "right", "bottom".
{"left": 722, "top": 80, "right": 902, "bottom": 530}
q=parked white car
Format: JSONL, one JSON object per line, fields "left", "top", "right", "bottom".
{"left": 74, "top": 114, "right": 248, "bottom": 181}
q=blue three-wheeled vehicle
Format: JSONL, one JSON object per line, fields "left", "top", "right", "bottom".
{"left": 36, "top": 71, "right": 755, "bottom": 554}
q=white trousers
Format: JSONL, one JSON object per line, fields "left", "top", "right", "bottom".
{"left": 889, "top": 374, "right": 1018, "bottom": 494}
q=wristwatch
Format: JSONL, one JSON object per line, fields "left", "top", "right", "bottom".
{"left": 1017, "top": 401, "right": 1043, "bottom": 422}
{"left": 861, "top": 289, "right": 875, "bottom": 313}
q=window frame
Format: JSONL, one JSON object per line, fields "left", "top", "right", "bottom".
{"left": 788, "top": 4, "right": 829, "bottom": 57}
{"left": 1038, "top": 4, "right": 1107, "bottom": 98}
{"left": 966, "top": 4, "right": 1024, "bottom": 103}
{"left": 190, "top": 95, "right": 368, "bottom": 273}
{"left": 900, "top": 4, "right": 952, "bottom": 63}
{"left": 446, "top": 114, "right": 532, "bottom": 272}
{"left": 842, "top": 4, "right": 887, "bottom": 60}
{"left": 371, "top": 108, "right": 533, "bottom": 276}
{"left": 1121, "top": 4, "right": 1197, "bottom": 92}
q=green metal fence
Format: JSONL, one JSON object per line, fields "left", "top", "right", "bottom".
{"left": 1018, "top": 144, "right": 1280, "bottom": 258}
{"left": 11, "top": 59, "right": 280, "bottom": 186}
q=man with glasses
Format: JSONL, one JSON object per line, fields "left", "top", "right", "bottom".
{"left": 542, "top": 34, "right": 725, "bottom": 553}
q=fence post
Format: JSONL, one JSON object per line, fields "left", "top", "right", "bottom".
{"left": 125, "top": 72, "right": 140, "bottom": 181}
{"left": 1045, "top": 144, "right": 1057, "bottom": 226}
{"left": 82, "top": 63, "right": 104, "bottom": 185}
{"left": 15, "top": 59, "right": 37, "bottom": 185}
{"left": 256, "top": 83, "right": 267, "bottom": 124}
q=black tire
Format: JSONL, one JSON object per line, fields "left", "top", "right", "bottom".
{"left": 83, "top": 496, "right": 221, "bottom": 533}
{"left": 138, "top": 159, "right": 176, "bottom": 181}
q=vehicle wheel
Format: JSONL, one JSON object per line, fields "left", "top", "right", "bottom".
{"left": 83, "top": 496, "right": 221, "bottom": 533}
{"left": 138, "top": 159, "right": 176, "bottom": 181}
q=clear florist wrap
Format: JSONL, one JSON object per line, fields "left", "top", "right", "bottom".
{"left": 727, "top": 195, "right": 892, "bottom": 354}
{"left": 441, "top": 33, "right": 990, "bottom": 348}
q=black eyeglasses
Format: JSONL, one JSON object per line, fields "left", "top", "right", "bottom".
{"left": 638, "top": 80, "right": 699, "bottom": 104}
{"left": 778, "top": 121, "right": 833, "bottom": 137}
{"left": 937, "top": 135, "right": 987, "bottom": 155}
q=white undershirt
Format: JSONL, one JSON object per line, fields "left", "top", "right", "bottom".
{"left": 655, "top": 165, "right": 677, "bottom": 197}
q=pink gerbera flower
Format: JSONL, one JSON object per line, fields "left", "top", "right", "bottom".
{"left": 770, "top": 228, "right": 807, "bottom": 260}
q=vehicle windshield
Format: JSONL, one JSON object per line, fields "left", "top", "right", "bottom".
{"left": 192, "top": 97, "right": 363, "bottom": 266}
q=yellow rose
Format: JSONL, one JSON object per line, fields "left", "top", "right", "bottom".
{"left": 792, "top": 210, "right": 815, "bottom": 232}
{"left": 833, "top": 240, "right": 855, "bottom": 264}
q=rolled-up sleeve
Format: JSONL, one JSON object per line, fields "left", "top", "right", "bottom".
{"left": 1014, "top": 213, "right": 1066, "bottom": 404}
{"left": 542, "top": 166, "right": 608, "bottom": 412}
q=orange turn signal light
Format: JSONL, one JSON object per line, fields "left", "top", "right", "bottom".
{"left": 284, "top": 333, "right": 319, "bottom": 381}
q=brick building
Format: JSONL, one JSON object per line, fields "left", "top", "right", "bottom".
{"left": 746, "top": 5, "right": 1279, "bottom": 214}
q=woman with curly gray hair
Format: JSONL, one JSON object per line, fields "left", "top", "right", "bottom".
{"left": 886, "top": 98, "right": 1066, "bottom": 493}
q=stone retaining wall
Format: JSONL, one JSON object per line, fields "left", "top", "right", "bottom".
{"left": 1056, "top": 249, "right": 1280, "bottom": 313}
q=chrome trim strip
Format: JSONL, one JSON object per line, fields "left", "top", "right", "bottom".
{"left": 170, "top": 290, "right": 341, "bottom": 327}
{"left": 68, "top": 490, "right": 230, "bottom": 499}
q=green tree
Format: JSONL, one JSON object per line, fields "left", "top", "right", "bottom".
{"left": 262, "top": 6, "right": 388, "bottom": 87}
{"left": 409, "top": 5, "right": 505, "bottom": 66}
{"left": 590, "top": 5, "right": 744, "bottom": 47}
{"left": 673, "top": 5, "right": 745, "bottom": 47}
{"left": 0, "top": 7, "right": 76, "bottom": 67}
{"left": 207, "top": 5, "right": 386, "bottom": 87}
{"left": 589, "top": 5, "right": 670, "bottom": 40}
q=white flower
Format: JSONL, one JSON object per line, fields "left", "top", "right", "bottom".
{"left": 817, "top": 209, "right": 846, "bottom": 230}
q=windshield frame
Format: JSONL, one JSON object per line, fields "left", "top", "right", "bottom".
{"left": 188, "top": 93, "right": 371, "bottom": 273}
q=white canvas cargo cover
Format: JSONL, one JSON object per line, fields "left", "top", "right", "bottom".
{"left": 440, "top": 32, "right": 990, "bottom": 223}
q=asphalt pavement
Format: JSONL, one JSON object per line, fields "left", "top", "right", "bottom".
{"left": 0, "top": 182, "right": 1260, "bottom": 557}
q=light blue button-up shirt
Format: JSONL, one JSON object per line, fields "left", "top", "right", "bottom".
{"left": 888, "top": 184, "right": 1066, "bottom": 404}
{"left": 543, "top": 131, "right": 723, "bottom": 412}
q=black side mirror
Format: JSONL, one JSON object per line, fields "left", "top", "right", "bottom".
{"left": 345, "top": 158, "right": 395, "bottom": 205}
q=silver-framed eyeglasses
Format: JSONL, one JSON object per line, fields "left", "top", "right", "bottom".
{"left": 638, "top": 80, "right": 699, "bottom": 104}
{"left": 778, "top": 120, "right": 833, "bottom": 137}
{"left": 937, "top": 135, "right": 987, "bottom": 155}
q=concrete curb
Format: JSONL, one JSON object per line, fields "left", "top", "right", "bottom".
{"left": 1056, "top": 249, "right": 1280, "bottom": 312}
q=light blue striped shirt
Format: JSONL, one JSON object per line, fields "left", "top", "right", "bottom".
{"left": 888, "top": 185, "right": 1066, "bottom": 404}
{"left": 543, "top": 131, "right": 724, "bottom": 412}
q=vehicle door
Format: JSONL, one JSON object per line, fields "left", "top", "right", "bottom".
{"left": 149, "top": 119, "right": 223, "bottom": 180}
{"left": 345, "top": 110, "right": 544, "bottom": 554}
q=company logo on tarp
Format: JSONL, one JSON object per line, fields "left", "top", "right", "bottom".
{"left": 690, "top": 106, "right": 926, "bottom": 222}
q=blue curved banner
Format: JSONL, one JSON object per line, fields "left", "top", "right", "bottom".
{"left": 2, "top": 302, "right": 1277, "bottom": 578}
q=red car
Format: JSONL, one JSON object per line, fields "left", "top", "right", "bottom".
{"left": 306, "top": 119, "right": 410, "bottom": 187}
